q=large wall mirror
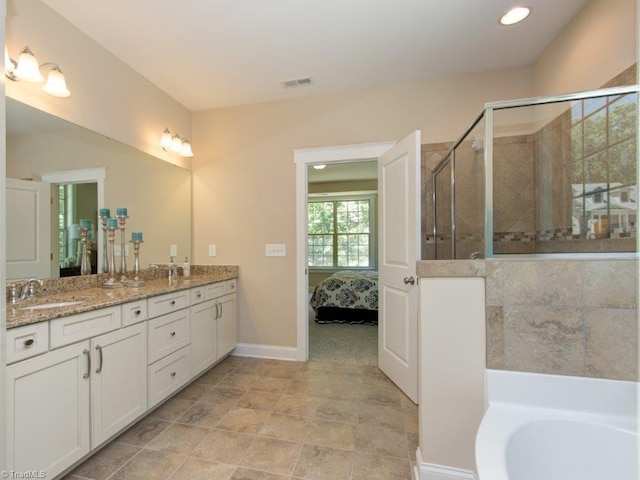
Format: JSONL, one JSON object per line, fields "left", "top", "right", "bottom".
{"left": 6, "top": 98, "right": 192, "bottom": 281}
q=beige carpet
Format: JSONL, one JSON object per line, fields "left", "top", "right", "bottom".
{"left": 308, "top": 304, "right": 378, "bottom": 366}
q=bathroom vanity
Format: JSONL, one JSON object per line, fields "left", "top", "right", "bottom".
{"left": 4, "top": 268, "right": 238, "bottom": 479}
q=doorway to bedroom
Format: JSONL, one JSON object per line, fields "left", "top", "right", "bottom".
{"left": 306, "top": 160, "right": 379, "bottom": 365}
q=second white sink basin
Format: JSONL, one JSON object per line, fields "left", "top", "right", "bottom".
{"left": 21, "top": 301, "right": 85, "bottom": 310}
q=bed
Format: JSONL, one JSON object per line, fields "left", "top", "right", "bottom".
{"left": 310, "top": 270, "right": 378, "bottom": 325}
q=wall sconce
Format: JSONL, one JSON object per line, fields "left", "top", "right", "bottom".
{"left": 5, "top": 46, "right": 71, "bottom": 98}
{"left": 161, "top": 128, "right": 194, "bottom": 157}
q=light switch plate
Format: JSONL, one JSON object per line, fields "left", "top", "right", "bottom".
{"left": 265, "top": 244, "right": 286, "bottom": 256}
{"left": 208, "top": 245, "right": 217, "bottom": 257}
{"left": 170, "top": 245, "right": 178, "bottom": 257}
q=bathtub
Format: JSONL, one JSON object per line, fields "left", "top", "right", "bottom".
{"left": 476, "top": 370, "right": 639, "bottom": 480}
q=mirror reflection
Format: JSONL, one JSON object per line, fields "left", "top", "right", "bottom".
{"left": 6, "top": 98, "right": 192, "bottom": 281}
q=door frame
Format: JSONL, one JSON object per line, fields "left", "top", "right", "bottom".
{"left": 293, "top": 141, "right": 396, "bottom": 361}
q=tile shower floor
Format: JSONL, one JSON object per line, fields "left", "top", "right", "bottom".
{"left": 64, "top": 356, "right": 418, "bottom": 480}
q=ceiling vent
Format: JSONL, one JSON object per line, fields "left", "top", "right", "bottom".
{"left": 280, "top": 77, "right": 313, "bottom": 89}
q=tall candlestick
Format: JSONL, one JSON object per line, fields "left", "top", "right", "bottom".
{"left": 99, "top": 211, "right": 110, "bottom": 273}
{"left": 78, "top": 222, "right": 92, "bottom": 275}
{"left": 116, "top": 212, "right": 129, "bottom": 283}
{"left": 103, "top": 221, "right": 122, "bottom": 288}
{"left": 127, "top": 239, "right": 145, "bottom": 287}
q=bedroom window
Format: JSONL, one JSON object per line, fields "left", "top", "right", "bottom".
{"left": 308, "top": 195, "right": 376, "bottom": 268}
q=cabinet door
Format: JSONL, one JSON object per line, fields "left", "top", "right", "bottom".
{"left": 217, "top": 293, "right": 237, "bottom": 359}
{"left": 190, "top": 300, "right": 217, "bottom": 376}
{"left": 91, "top": 323, "right": 147, "bottom": 447}
{"left": 6, "top": 341, "right": 91, "bottom": 479}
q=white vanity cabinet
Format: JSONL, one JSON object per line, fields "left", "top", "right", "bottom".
{"left": 217, "top": 292, "right": 237, "bottom": 359}
{"left": 190, "top": 299, "right": 217, "bottom": 377}
{"left": 6, "top": 341, "right": 91, "bottom": 479}
{"left": 190, "top": 279, "right": 237, "bottom": 376}
{"left": 5, "top": 276, "right": 238, "bottom": 479}
{"left": 91, "top": 322, "right": 147, "bottom": 446}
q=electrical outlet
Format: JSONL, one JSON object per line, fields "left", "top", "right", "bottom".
{"left": 208, "top": 245, "right": 217, "bottom": 257}
{"left": 265, "top": 244, "right": 286, "bottom": 256}
{"left": 114, "top": 245, "right": 121, "bottom": 256}
{"left": 170, "top": 245, "right": 178, "bottom": 257}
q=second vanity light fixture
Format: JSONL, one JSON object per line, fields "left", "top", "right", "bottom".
{"left": 5, "top": 46, "right": 71, "bottom": 98}
{"left": 160, "top": 128, "right": 194, "bottom": 157}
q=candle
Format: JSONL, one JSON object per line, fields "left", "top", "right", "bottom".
{"left": 116, "top": 207, "right": 128, "bottom": 216}
{"left": 131, "top": 232, "right": 143, "bottom": 242}
{"left": 79, "top": 219, "right": 92, "bottom": 229}
{"left": 106, "top": 218, "right": 118, "bottom": 228}
{"left": 99, "top": 208, "right": 110, "bottom": 218}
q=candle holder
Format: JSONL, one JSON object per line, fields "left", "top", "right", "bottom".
{"left": 116, "top": 213, "right": 129, "bottom": 283}
{"left": 127, "top": 239, "right": 145, "bottom": 287}
{"left": 103, "top": 222, "right": 122, "bottom": 288}
{"left": 78, "top": 224, "right": 92, "bottom": 275}
{"left": 99, "top": 211, "right": 109, "bottom": 273}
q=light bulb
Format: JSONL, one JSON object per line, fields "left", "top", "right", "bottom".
{"left": 15, "top": 46, "right": 43, "bottom": 83}
{"left": 43, "top": 66, "right": 70, "bottom": 97}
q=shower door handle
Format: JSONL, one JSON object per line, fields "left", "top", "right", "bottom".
{"left": 403, "top": 276, "right": 415, "bottom": 285}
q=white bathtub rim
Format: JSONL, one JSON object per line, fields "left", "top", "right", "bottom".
{"left": 475, "top": 403, "right": 638, "bottom": 480}
{"left": 486, "top": 369, "right": 638, "bottom": 418}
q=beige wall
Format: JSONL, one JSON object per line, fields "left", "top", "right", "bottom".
{"left": 6, "top": 0, "right": 191, "bottom": 168}
{"left": 192, "top": 66, "right": 534, "bottom": 348}
{"left": 533, "top": 0, "right": 637, "bottom": 96}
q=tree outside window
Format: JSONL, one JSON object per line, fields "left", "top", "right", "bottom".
{"left": 308, "top": 196, "right": 375, "bottom": 268}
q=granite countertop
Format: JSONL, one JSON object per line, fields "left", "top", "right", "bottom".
{"left": 7, "top": 266, "right": 238, "bottom": 329}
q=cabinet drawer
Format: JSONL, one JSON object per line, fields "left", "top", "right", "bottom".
{"left": 148, "top": 291, "right": 190, "bottom": 318}
{"left": 227, "top": 279, "right": 236, "bottom": 293}
{"left": 148, "top": 346, "right": 191, "bottom": 408}
{"left": 50, "top": 306, "right": 122, "bottom": 349}
{"left": 204, "top": 282, "right": 227, "bottom": 300}
{"left": 190, "top": 287, "right": 206, "bottom": 305}
{"left": 6, "top": 322, "right": 49, "bottom": 364}
{"left": 122, "top": 300, "right": 148, "bottom": 326}
{"left": 148, "top": 309, "right": 190, "bottom": 363}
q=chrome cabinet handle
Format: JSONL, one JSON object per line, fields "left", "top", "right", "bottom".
{"left": 170, "top": 331, "right": 176, "bottom": 337}
{"left": 83, "top": 349, "right": 91, "bottom": 379}
{"left": 95, "top": 345, "right": 103, "bottom": 373}
{"left": 23, "top": 338, "right": 34, "bottom": 347}
{"left": 196, "top": 293, "right": 202, "bottom": 299}
{"left": 135, "top": 309, "right": 141, "bottom": 316}
{"left": 170, "top": 372, "right": 176, "bottom": 377}
{"left": 170, "top": 300, "right": 176, "bottom": 306}
{"left": 215, "top": 302, "right": 221, "bottom": 319}
{"left": 403, "top": 276, "right": 415, "bottom": 285}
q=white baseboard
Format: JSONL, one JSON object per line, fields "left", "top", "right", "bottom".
{"left": 414, "top": 448, "right": 477, "bottom": 480}
{"left": 233, "top": 343, "right": 299, "bottom": 361}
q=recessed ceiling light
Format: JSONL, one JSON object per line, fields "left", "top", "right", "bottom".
{"left": 312, "top": 164, "right": 326, "bottom": 170}
{"left": 500, "top": 6, "right": 531, "bottom": 26}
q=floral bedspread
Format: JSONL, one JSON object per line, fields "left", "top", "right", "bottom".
{"left": 310, "top": 270, "right": 378, "bottom": 311}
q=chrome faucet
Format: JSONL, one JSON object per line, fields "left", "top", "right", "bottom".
{"left": 168, "top": 258, "right": 179, "bottom": 281}
{"left": 20, "top": 278, "right": 43, "bottom": 300}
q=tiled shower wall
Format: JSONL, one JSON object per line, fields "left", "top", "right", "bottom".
{"left": 485, "top": 259, "right": 638, "bottom": 381}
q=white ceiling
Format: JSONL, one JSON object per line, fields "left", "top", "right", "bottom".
{"left": 41, "top": 0, "right": 591, "bottom": 112}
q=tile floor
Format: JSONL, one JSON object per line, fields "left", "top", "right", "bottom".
{"left": 64, "top": 356, "right": 418, "bottom": 480}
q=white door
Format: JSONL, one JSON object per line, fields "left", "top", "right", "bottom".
{"left": 6, "top": 178, "right": 51, "bottom": 280}
{"left": 378, "top": 131, "right": 421, "bottom": 403}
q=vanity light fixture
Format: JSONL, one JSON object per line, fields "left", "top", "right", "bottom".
{"left": 5, "top": 46, "right": 71, "bottom": 97}
{"left": 160, "top": 128, "right": 194, "bottom": 157}
{"left": 500, "top": 6, "right": 531, "bottom": 25}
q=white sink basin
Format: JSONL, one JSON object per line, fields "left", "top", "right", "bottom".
{"left": 21, "top": 301, "right": 85, "bottom": 310}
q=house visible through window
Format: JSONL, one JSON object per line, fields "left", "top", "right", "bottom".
{"left": 308, "top": 195, "right": 376, "bottom": 268}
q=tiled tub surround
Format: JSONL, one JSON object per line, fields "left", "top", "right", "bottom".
{"left": 6, "top": 265, "right": 238, "bottom": 329}
{"left": 417, "top": 258, "right": 639, "bottom": 381}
